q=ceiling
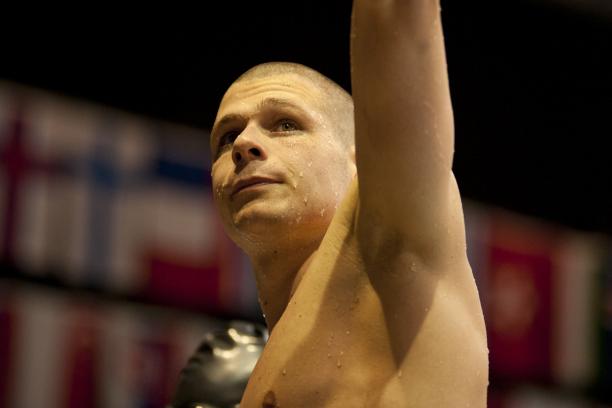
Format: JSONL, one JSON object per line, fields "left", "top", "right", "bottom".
{"left": 2, "top": 1, "right": 611, "bottom": 235}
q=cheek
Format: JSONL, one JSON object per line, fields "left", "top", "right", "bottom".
{"left": 307, "top": 150, "right": 350, "bottom": 198}
{"left": 210, "top": 162, "right": 231, "bottom": 201}
{"left": 211, "top": 158, "right": 231, "bottom": 182}
{"left": 318, "top": 145, "right": 350, "bottom": 178}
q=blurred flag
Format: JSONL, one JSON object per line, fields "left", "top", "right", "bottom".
{"left": 9, "top": 288, "right": 68, "bottom": 408}
{"left": 140, "top": 136, "right": 224, "bottom": 313}
{"left": 504, "top": 386, "right": 596, "bottom": 407}
{"left": 0, "top": 283, "right": 16, "bottom": 408}
{"left": 485, "top": 211, "right": 556, "bottom": 382}
{"left": 106, "top": 120, "right": 156, "bottom": 294}
{"left": 552, "top": 232, "right": 601, "bottom": 388}
{"left": 0, "top": 100, "right": 67, "bottom": 271}
{"left": 61, "top": 306, "right": 102, "bottom": 408}
{"left": 11, "top": 98, "right": 89, "bottom": 282}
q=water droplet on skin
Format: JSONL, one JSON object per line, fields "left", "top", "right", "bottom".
{"left": 327, "top": 353, "right": 332, "bottom": 359}
{"left": 398, "top": 370, "right": 403, "bottom": 378}
{"left": 299, "top": 171, "right": 303, "bottom": 178}
{"left": 320, "top": 208, "right": 326, "bottom": 217}
{"left": 282, "top": 369, "right": 287, "bottom": 376}
{"left": 340, "top": 351, "right": 344, "bottom": 356}
{"left": 336, "top": 360, "right": 342, "bottom": 368}
{"left": 303, "top": 197, "right": 308, "bottom": 205}
{"left": 262, "top": 390, "right": 277, "bottom": 408}
{"left": 308, "top": 161, "right": 312, "bottom": 167}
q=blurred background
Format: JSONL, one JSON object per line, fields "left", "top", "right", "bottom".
{"left": 1, "top": 0, "right": 611, "bottom": 406}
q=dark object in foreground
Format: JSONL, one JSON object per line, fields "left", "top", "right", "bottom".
{"left": 170, "top": 320, "right": 268, "bottom": 408}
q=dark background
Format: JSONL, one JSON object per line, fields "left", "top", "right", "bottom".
{"left": 2, "top": 0, "right": 611, "bottom": 235}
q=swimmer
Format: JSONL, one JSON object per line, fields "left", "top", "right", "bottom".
{"left": 208, "top": 1, "right": 489, "bottom": 406}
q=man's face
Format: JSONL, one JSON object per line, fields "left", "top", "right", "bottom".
{"left": 210, "top": 73, "right": 355, "bottom": 250}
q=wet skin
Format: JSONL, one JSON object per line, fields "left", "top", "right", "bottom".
{"left": 210, "top": 76, "right": 487, "bottom": 407}
{"left": 209, "top": 1, "right": 489, "bottom": 406}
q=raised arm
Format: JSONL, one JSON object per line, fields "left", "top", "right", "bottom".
{"left": 351, "top": 0, "right": 456, "bottom": 260}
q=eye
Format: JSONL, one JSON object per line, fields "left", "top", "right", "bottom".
{"left": 273, "top": 119, "right": 299, "bottom": 133}
{"left": 217, "top": 130, "right": 239, "bottom": 152}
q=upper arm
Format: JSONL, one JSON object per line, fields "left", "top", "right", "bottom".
{"left": 351, "top": 0, "right": 456, "bottom": 259}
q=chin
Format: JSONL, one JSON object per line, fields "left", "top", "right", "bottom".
{"left": 232, "top": 217, "right": 322, "bottom": 254}
{"left": 223, "top": 202, "right": 285, "bottom": 241}
{"left": 229, "top": 224, "right": 287, "bottom": 256}
{"left": 232, "top": 199, "right": 284, "bottom": 224}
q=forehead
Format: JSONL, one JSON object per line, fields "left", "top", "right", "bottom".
{"left": 215, "top": 73, "right": 327, "bottom": 122}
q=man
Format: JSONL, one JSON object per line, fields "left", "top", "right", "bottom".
{"left": 209, "top": 0, "right": 488, "bottom": 406}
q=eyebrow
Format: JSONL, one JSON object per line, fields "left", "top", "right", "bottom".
{"left": 256, "top": 97, "right": 305, "bottom": 112}
{"left": 211, "top": 113, "right": 247, "bottom": 139}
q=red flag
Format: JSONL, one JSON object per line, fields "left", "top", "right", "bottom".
{"left": 61, "top": 306, "right": 101, "bottom": 408}
{"left": 486, "top": 212, "right": 556, "bottom": 382}
{"left": 144, "top": 248, "right": 222, "bottom": 312}
{"left": 0, "top": 286, "right": 16, "bottom": 408}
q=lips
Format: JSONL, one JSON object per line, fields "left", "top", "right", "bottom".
{"left": 230, "top": 176, "right": 281, "bottom": 198}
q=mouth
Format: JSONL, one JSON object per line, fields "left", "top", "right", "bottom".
{"left": 230, "top": 177, "right": 282, "bottom": 198}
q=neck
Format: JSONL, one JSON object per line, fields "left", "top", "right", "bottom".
{"left": 249, "top": 238, "right": 321, "bottom": 331}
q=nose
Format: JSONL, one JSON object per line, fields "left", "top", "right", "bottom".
{"left": 232, "top": 129, "right": 268, "bottom": 166}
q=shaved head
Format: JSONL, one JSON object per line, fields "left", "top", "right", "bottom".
{"left": 230, "top": 62, "right": 355, "bottom": 148}
{"left": 211, "top": 61, "right": 358, "bottom": 254}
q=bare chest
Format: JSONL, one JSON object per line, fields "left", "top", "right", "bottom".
{"left": 240, "top": 250, "right": 485, "bottom": 408}
{"left": 242, "top": 255, "right": 394, "bottom": 407}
